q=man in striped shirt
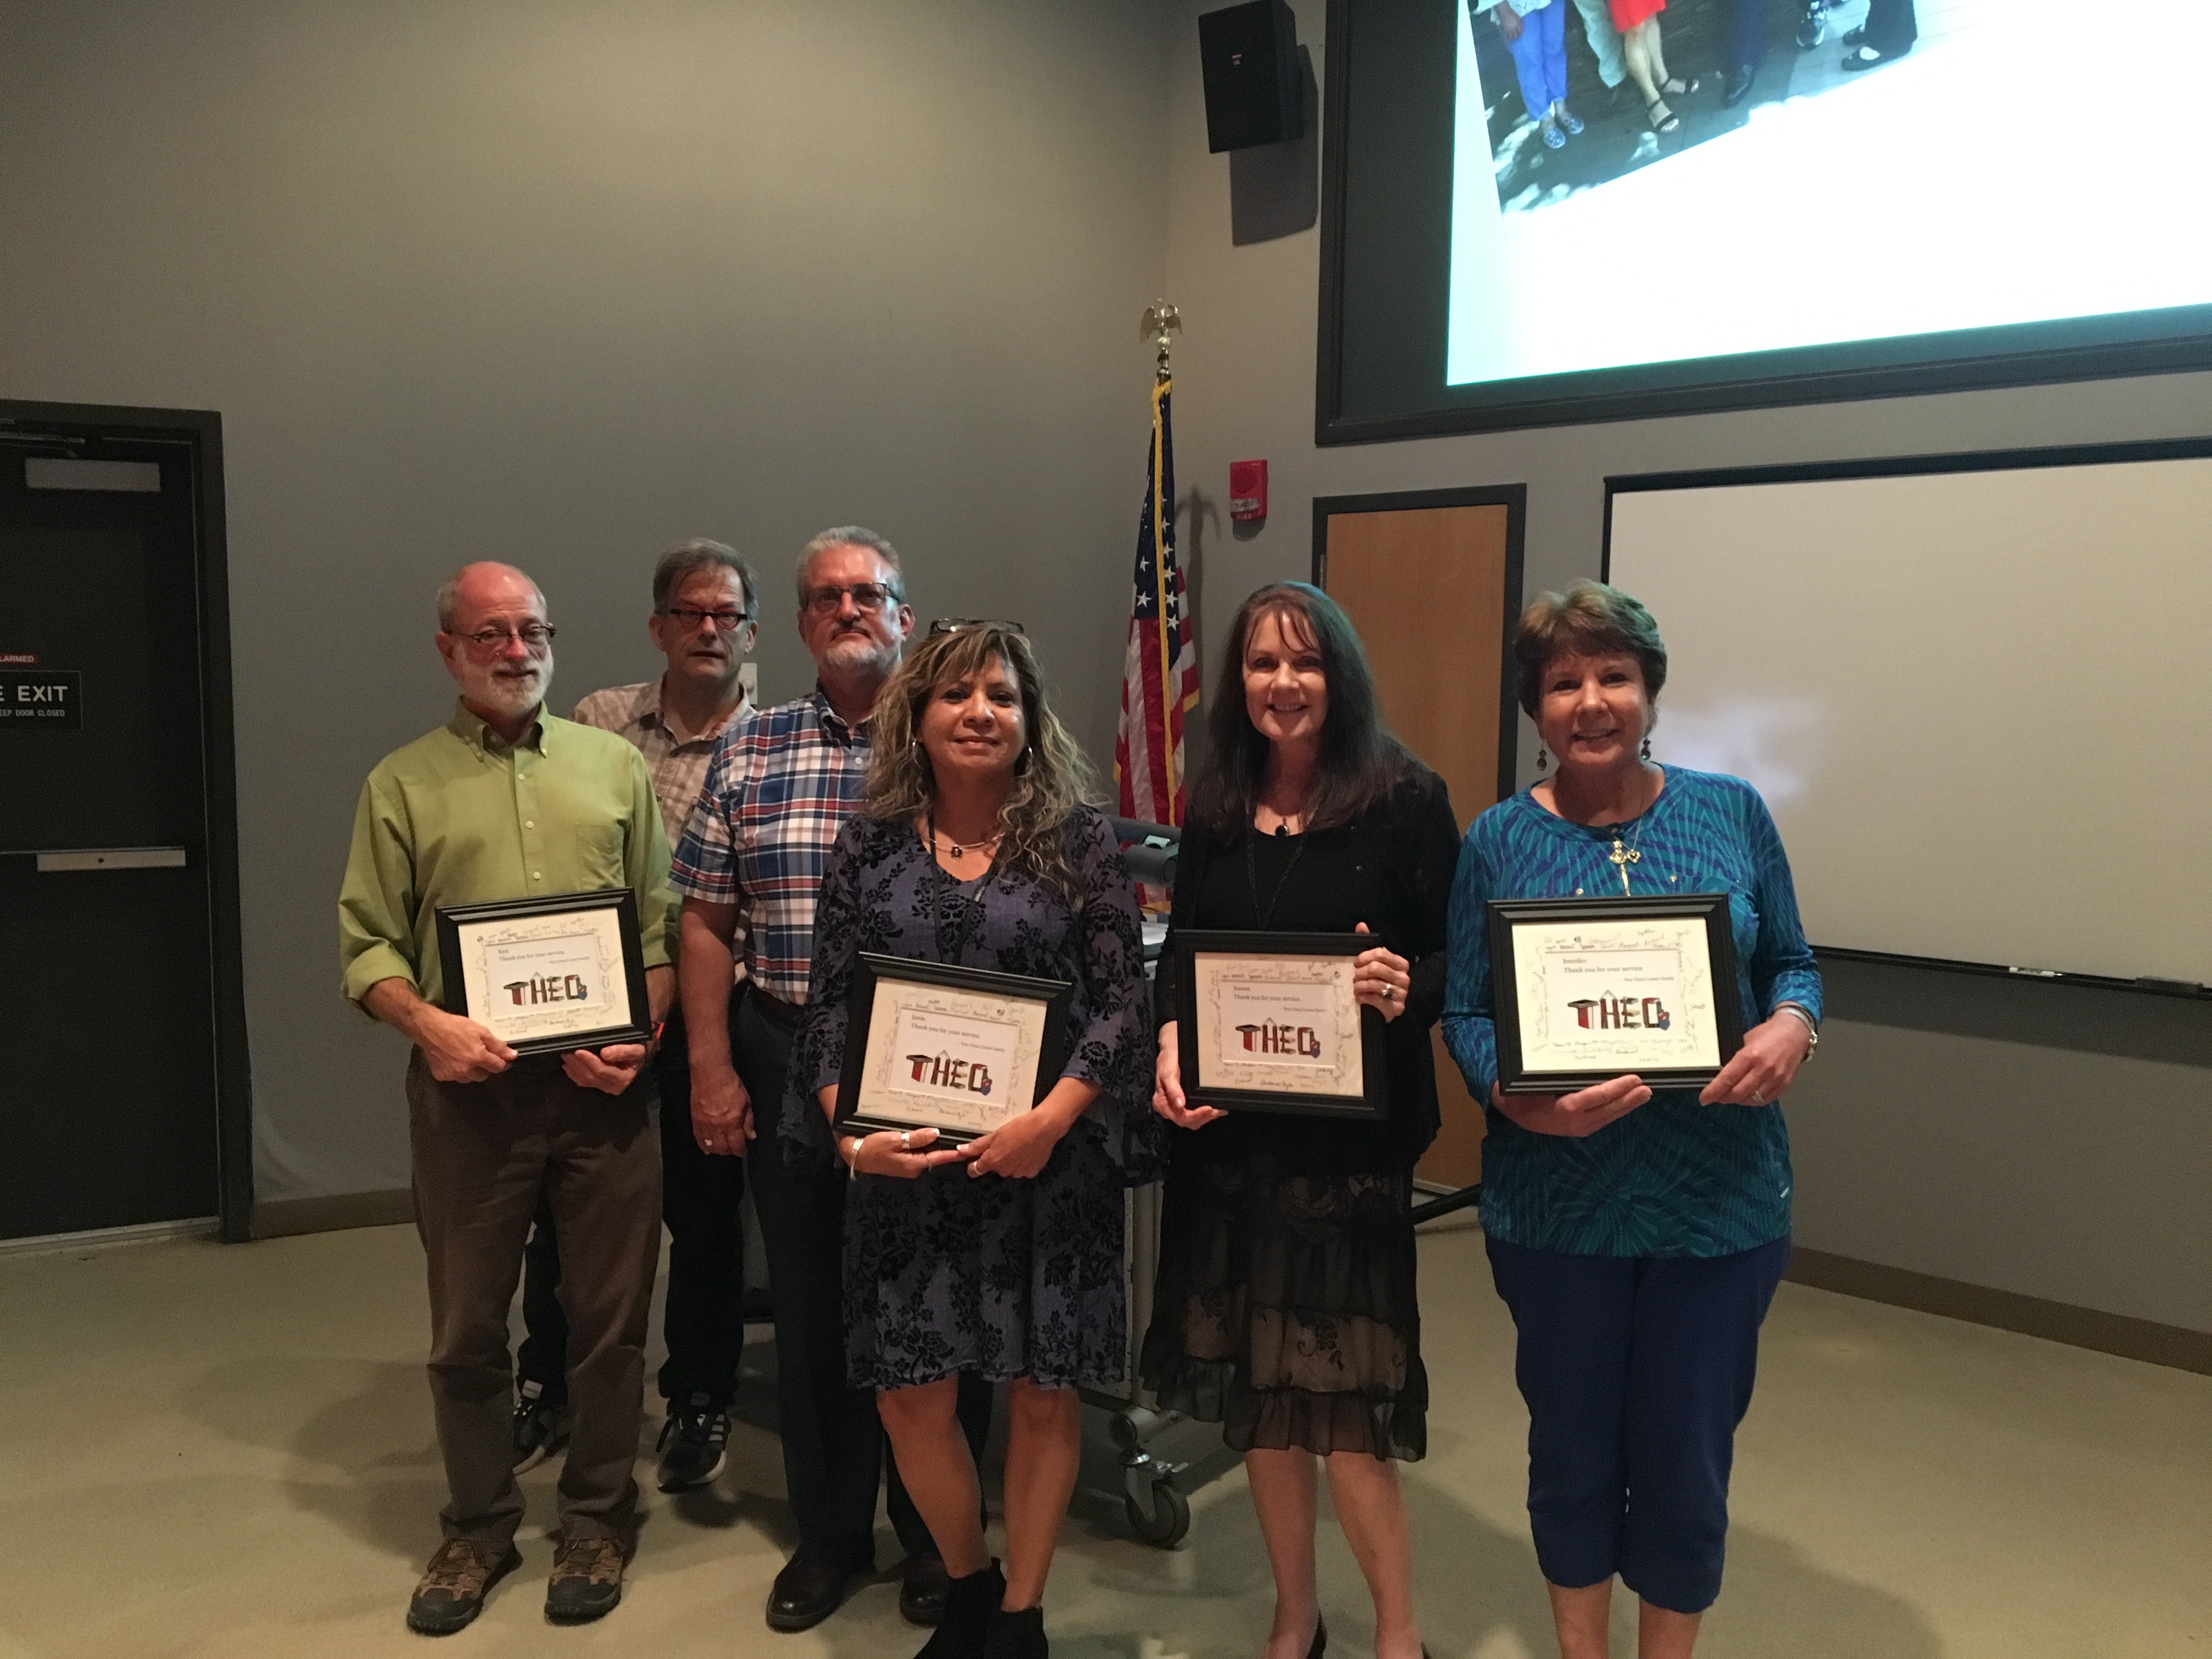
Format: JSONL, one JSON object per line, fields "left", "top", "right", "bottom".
{"left": 674, "top": 527, "right": 990, "bottom": 1634}
{"left": 509, "top": 539, "right": 761, "bottom": 1496}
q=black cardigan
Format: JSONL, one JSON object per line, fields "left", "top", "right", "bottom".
{"left": 1155, "top": 764, "right": 1462, "bottom": 1166}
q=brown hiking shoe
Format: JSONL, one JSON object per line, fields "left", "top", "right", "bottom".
{"left": 407, "top": 1537, "right": 521, "bottom": 1635}
{"left": 545, "top": 1533, "right": 628, "bottom": 1624}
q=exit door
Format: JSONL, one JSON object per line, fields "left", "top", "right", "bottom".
{"left": 0, "top": 405, "right": 250, "bottom": 1242}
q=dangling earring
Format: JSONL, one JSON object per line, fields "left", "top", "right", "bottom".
{"left": 1640, "top": 736, "right": 1652, "bottom": 761}
{"left": 1536, "top": 746, "right": 1549, "bottom": 772}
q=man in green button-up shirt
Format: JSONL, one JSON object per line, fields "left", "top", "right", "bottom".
{"left": 338, "top": 561, "right": 675, "bottom": 1634}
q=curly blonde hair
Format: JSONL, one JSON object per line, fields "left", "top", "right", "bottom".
{"left": 863, "top": 625, "right": 1099, "bottom": 904}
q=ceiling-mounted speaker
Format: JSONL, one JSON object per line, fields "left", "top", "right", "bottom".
{"left": 1199, "top": 0, "right": 1302, "bottom": 153}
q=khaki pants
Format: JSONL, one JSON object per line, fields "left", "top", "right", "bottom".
{"left": 406, "top": 1048, "right": 661, "bottom": 1546}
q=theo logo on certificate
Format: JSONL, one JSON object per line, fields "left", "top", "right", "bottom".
{"left": 905, "top": 1052, "right": 996, "bottom": 1097}
{"left": 1233, "top": 1021, "right": 1325, "bottom": 1058}
{"left": 1566, "top": 995, "right": 1671, "bottom": 1030}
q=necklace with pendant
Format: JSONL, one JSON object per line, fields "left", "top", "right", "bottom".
{"left": 928, "top": 816, "right": 1005, "bottom": 860}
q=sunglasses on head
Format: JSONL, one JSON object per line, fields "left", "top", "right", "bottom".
{"left": 928, "top": 618, "right": 1026, "bottom": 636}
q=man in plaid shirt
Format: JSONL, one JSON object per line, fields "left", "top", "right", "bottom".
{"left": 673, "top": 527, "right": 991, "bottom": 1634}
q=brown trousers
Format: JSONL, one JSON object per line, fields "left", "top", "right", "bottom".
{"left": 406, "top": 1048, "right": 661, "bottom": 1545}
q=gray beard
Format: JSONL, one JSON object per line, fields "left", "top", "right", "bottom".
{"left": 821, "top": 634, "right": 899, "bottom": 680}
{"left": 473, "top": 663, "right": 549, "bottom": 722}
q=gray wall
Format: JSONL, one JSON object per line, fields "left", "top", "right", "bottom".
{"left": 0, "top": 1, "right": 1171, "bottom": 1203}
{"left": 1161, "top": 0, "right": 2212, "bottom": 1331}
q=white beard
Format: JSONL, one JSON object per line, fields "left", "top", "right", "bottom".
{"left": 466, "top": 659, "right": 550, "bottom": 723}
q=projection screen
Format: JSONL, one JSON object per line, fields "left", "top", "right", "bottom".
{"left": 1605, "top": 444, "right": 2212, "bottom": 990}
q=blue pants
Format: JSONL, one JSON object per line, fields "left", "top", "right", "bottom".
{"left": 1508, "top": 2, "right": 1570, "bottom": 117}
{"left": 1486, "top": 1234, "right": 1790, "bottom": 1614}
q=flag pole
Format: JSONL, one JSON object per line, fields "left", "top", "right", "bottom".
{"left": 1141, "top": 301, "right": 1182, "bottom": 814}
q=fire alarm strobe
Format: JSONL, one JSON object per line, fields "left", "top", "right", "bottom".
{"left": 1229, "top": 459, "right": 1268, "bottom": 523}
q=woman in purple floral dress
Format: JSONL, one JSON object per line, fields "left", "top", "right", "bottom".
{"left": 786, "top": 623, "right": 1157, "bottom": 1659}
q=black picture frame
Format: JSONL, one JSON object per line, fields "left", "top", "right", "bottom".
{"left": 1488, "top": 894, "right": 1745, "bottom": 1093}
{"left": 436, "top": 888, "right": 652, "bottom": 1058}
{"left": 835, "top": 954, "right": 1073, "bottom": 1146}
{"left": 1173, "top": 930, "right": 1388, "bottom": 1119}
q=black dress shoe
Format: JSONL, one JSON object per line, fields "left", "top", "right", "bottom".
{"left": 766, "top": 1550, "right": 861, "bottom": 1633}
{"left": 1723, "top": 63, "right": 1756, "bottom": 106}
{"left": 901, "top": 1552, "right": 954, "bottom": 1627}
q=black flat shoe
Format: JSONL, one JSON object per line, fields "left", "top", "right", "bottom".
{"left": 1308, "top": 1617, "right": 1328, "bottom": 1659}
{"left": 1723, "top": 63, "right": 1756, "bottom": 106}
{"left": 1841, "top": 42, "right": 1906, "bottom": 70}
{"left": 766, "top": 1550, "right": 862, "bottom": 1633}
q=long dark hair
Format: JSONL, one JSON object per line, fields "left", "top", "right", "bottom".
{"left": 1189, "top": 582, "right": 1409, "bottom": 838}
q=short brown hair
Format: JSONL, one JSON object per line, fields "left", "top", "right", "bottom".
{"left": 652, "top": 538, "right": 759, "bottom": 618}
{"left": 1513, "top": 579, "right": 1667, "bottom": 714}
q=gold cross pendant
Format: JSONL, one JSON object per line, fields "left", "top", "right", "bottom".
{"left": 1609, "top": 837, "right": 1641, "bottom": 897}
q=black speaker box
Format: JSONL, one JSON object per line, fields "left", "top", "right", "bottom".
{"left": 1199, "top": 0, "right": 1302, "bottom": 153}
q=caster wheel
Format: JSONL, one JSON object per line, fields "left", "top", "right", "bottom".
{"left": 1125, "top": 1477, "right": 1190, "bottom": 1547}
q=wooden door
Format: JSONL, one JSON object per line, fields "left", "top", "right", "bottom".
{"left": 1318, "top": 491, "right": 1521, "bottom": 1192}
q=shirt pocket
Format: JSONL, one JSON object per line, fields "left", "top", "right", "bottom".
{"left": 574, "top": 822, "right": 628, "bottom": 890}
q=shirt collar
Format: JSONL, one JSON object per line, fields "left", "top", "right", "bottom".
{"left": 449, "top": 698, "right": 548, "bottom": 755}
{"left": 650, "top": 673, "right": 746, "bottom": 746}
{"left": 809, "top": 685, "right": 872, "bottom": 746}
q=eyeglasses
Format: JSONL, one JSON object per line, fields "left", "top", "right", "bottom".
{"left": 929, "top": 618, "right": 1026, "bottom": 636}
{"left": 802, "top": 582, "right": 900, "bottom": 616}
{"left": 454, "top": 623, "right": 556, "bottom": 652}
{"left": 657, "top": 607, "right": 754, "bottom": 631}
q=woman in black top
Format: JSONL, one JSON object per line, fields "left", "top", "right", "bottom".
{"left": 1142, "top": 583, "right": 1458, "bottom": 1659}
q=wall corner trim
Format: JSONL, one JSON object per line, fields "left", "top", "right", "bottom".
{"left": 1786, "top": 1246, "right": 2211, "bottom": 1375}
{"left": 252, "top": 1189, "right": 413, "bottom": 1240}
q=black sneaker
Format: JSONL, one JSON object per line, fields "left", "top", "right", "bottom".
{"left": 511, "top": 1380, "right": 569, "bottom": 1474}
{"left": 1795, "top": 0, "right": 1826, "bottom": 47}
{"left": 654, "top": 1393, "right": 731, "bottom": 1492}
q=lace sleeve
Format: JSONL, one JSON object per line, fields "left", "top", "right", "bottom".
{"left": 781, "top": 816, "right": 871, "bottom": 1158}
{"left": 1065, "top": 809, "right": 1167, "bottom": 1183}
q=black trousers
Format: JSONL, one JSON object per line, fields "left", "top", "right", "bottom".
{"left": 1861, "top": 0, "right": 1917, "bottom": 54}
{"left": 738, "top": 990, "right": 992, "bottom": 1566}
{"left": 518, "top": 1009, "right": 751, "bottom": 1409}
{"left": 1723, "top": 0, "right": 1768, "bottom": 70}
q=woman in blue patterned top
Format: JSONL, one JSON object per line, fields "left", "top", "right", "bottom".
{"left": 1442, "top": 580, "right": 1821, "bottom": 1659}
{"left": 787, "top": 624, "right": 1158, "bottom": 1659}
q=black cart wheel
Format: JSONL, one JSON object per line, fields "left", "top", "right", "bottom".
{"left": 1125, "top": 1476, "right": 1190, "bottom": 1547}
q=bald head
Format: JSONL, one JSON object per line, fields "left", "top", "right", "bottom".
{"left": 436, "top": 562, "right": 546, "bottom": 634}
{"left": 434, "top": 562, "right": 554, "bottom": 736}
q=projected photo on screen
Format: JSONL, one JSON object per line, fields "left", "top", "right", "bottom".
{"left": 1444, "top": 0, "right": 2212, "bottom": 392}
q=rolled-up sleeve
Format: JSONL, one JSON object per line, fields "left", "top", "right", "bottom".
{"left": 1441, "top": 817, "right": 1502, "bottom": 1104}
{"left": 338, "top": 773, "right": 421, "bottom": 1011}
{"left": 624, "top": 749, "right": 676, "bottom": 970}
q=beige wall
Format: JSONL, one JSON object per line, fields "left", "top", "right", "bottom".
{"left": 0, "top": 1, "right": 1171, "bottom": 1201}
{"left": 1161, "top": 0, "right": 2212, "bottom": 1331}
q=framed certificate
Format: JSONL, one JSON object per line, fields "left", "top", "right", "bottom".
{"left": 436, "top": 889, "right": 653, "bottom": 1057}
{"left": 835, "top": 955, "right": 1073, "bottom": 1146}
{"left": 1488, "top": 894, "right": 1745, "bottom": 1094}
{"left": 1172, "top": 930, "right": 1386, "bottom": 1119}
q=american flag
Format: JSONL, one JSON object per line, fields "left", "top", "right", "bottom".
{"left": 1114, "top": 377, "right": 1200, "bottom": 830}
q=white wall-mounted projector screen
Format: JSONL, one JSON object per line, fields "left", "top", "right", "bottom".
{"left": 1445, "top": 0, "right": 2212, "bottom": 394}
{"left": 1605, "top": 447, "right": 2212, "bottom": 989}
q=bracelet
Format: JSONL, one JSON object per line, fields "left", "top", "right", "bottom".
{"left": 1774, "top": 1002, "right": 1819, "bottom": 1058}
{"left": 840, "top": 1135, "right": 862, "bottom": 1179}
